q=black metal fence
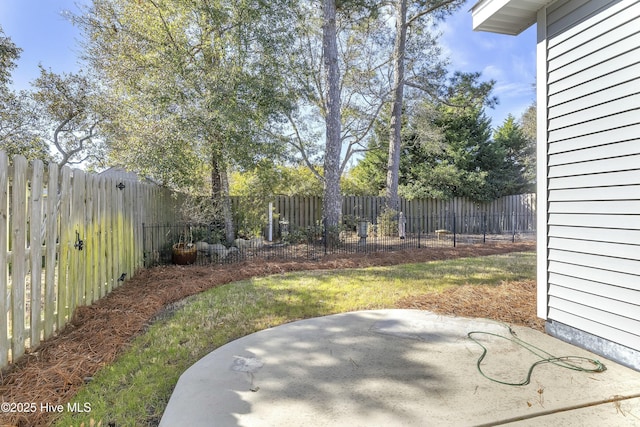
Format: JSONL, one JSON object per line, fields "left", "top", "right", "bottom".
{"left": 142, "top": 212, "right": 536, "bottom": 267}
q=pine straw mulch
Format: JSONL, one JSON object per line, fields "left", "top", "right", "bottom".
{"left": 1, "top": 241, "right": 536, "bottom": 427}
{"left": 395, "top": 279, "right": 545, "bottom": 331}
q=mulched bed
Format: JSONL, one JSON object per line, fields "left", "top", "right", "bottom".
{"left": 0, "top": 241, "right": 535, "bottom": 426}
{"left": 396, "top": 279, "right": 544, "bottom": 331}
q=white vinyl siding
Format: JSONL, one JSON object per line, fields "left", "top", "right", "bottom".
{"left": 536, "top": 7, "right": 549, "bottom": 319}
{"left": 548, "top": 224, "right": 640, "bottom": 245}
{"left": 544, "top": 0, "right": 640, "bottom": 352}
{"left": 548, "top": 170, "right": 640, "bottom": 189}
{"left": 549, "top": 140, "right": 640, "bottom": 166}
{"left": 548, "top": 213, "right": 640, "bottom": 229}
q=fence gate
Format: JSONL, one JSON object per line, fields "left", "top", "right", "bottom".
{"left": 0, "top": 151, "right": 178, "bottom": 370}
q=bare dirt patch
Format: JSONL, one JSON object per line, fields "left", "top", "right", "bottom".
{"left": 1, "top": 241, "right": 536, "bottom": 426}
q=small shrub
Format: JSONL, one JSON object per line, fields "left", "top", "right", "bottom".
{"left": 342, "top": 214, "right": 358, "bottom": 232}
{"left": 377, "top": 209, "right": 398, "bottom": 237}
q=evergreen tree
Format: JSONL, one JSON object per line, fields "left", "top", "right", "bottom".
{"left": 343, "top": 134, "right": 387, "bottom": 196}
{"left": 400, "top": 99, "right": 494, "bottom": 201}
{"left": 519, "top": 102, "right": 537, "bottom": 189}
{"left": 488, "top": 114, "right": 532, "bottom": 196}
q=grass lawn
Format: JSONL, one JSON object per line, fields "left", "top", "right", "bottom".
{"left": 54, "top": 251, "right": 535, "bottom": 426}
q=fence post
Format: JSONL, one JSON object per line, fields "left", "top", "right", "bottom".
{"left": 142, "top": 223, "right": 147, "bottom": 267}
{"left": 268, "top": 202, "right": 273, "bottom": 242}
{"left": 323, "top": 218, "right": 327, "bottom": 256}
{"left": 425, "top": 210, "right": 428, "bottom": 237}
{"left": 483, "top": 211, "right": 486, "bottom": 244}
{"left": 512, "top": 211, "right": 516, "bottom": 243}
{"left": 453, "top": 212, "right": 456, "bottom": 247}
{"left": 0, "top": 152, "right": 9, "bottom": 366}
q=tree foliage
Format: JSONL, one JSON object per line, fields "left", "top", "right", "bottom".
{"left": 32, "top": 67, "right": 105, "bottom": 166}
{"left": 385, "top": 0, "right": 464, "bottom": 210}
{"left": 0, "top": 27, "right": 21, "bottom": 88}
{"left": 0, "top": 26, "right": 50, "bottom": 162}
{"left": 277, "top": 0, "right": 392, "bottom": 227}
{"left": 348, "top": 75, "right": 532, "bottom": 201}
{"left": 400, "top": 94, "right": 494, "bottom": 201}
{"left": 488, "top": 114, "right": 535, "bottom": 195}
{"left": 230, "top": 162, "right": 324, "bottom": 198}
{"left": 75, "top": 0, "right": 295, "bottom": 242}
{"left": 519, "top": 101, "right": 537, "bottom": 187}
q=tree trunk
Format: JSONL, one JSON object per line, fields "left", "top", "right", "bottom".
{"left": 385, "top": 0, "right": 408, "bottom": 212}
{"left": 211, "top": 155, "right": 235, "bottom": 244}
{"left": 322, "top": 0, "right": 342, "bottom": 230}
{"left": 219, "top": 167, "right": 234, "bottom": 244}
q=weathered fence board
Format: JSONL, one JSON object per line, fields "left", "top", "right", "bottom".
{"left": 29, "top": 160, "right": 44, "bottom": 346}
{"left": 0, "top": 152, "right": 9, "bottom": 367}
{"left": 0, "top": 152, "right": 179, "bottom": 369}
{"left": 44, "top": 165, "right": 58, "bottom": 339}
{"left": 232, "top": 194, "right": 536, "bottom": 233}
{"left": 2, "top": 146, "right": 535, "bottom": 371}
{"left": 57, "top": 165, "right": 72, "bottom": 331}
{"left": 228, "top": 193, "right": 536, "bottom": 247}
{"left": 11, "top": 155, "right": 27, "bottom": 360}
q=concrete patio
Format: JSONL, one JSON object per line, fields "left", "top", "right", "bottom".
{"left": 160, "top": 309, "right": 640, "bottom": 426}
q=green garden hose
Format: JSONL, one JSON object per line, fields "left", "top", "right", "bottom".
{"left": 467, "top": 324, "right": 607, "bottom": 386}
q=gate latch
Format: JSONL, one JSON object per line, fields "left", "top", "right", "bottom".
{"left": 74, "top": 231, "right": 84, "bottom": 251}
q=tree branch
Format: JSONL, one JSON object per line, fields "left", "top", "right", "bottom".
{"left": 52, "top": 117, "right": 73, "bottom": 158}
{"left": 284, "top": 111, "right": 324, "bottom": 183}
{"left": 406, "top": 0, "right": 459, "bottom": 28}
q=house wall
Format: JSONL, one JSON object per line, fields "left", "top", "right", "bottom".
{"left": 540, "top": 0, "right": 640, "bottom": 370}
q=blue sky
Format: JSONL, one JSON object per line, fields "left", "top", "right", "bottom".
{"left": 439, "top": 4, "right": 537, "bottom": 126}
{"left": 0, "top": 0, "right": 537, "bottom": 128}
{"left": 0, "top": 0, "right": 83, "bottom": 90}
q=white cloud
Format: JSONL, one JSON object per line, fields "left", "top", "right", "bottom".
{"left": 428, "top": 0, "right": 536, "bottom": 126}
{"left": 511, "top": 54, "right": 536, "bottom": 84}
{"left": 417, "top": 1, "right": 538, "bottom": 125}
{"left": 481, "top": 64, "right": 504, "bottom": 80}
{"left": 474, "top": 37, "right": 499, "bottom": 51}
{"left": 493, "top": 81, "right": 535, "bottom": 98}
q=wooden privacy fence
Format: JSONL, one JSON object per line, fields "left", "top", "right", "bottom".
{"left": 0, "top": 151, "right": 177, "bottom": 369}
{"left": 233, "top": 193, "right": 536, "bottom": 233}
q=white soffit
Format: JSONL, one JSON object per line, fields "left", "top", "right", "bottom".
{"left": 471, "top": 0, "right": 551, "bottom": 35}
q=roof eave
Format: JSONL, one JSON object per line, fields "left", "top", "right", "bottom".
{"left": 471, "top": 0, "right": 551, "bottom": 35}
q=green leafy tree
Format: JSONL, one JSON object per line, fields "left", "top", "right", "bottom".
{"left": 351, "top": 73, "right": 496, "bottom": 201}
{"left": 280, "top": 0, "right": 389, "bottom": 228}
{"left": 75, "top": 0, "right": 295, "bottom": 243}
{"left": 519, "top": 102, "right": 537, "bottom": 188}
{"left": 0, "top": 26, "right": 22, "bottom": 89}
{"left": 400, "top": 95, "right": 494, "bottom": 201}
{"left": 0, "top": 26, "right": 20, "bottom": 88}
{"left": 488, "top": 114, "right": 533, "bottom": 196}
{"left": 350, "top": 86, "right": 532, "bottom": 201}
{"left": 32, "top": 66, "right": 105, "bottom": 167}
{"left": 230, "top": 161, "right": 325, "bottom": 235}
{"left": 0, "top": 91, "right": 49, "bottom": 162}
{"left": 385, "top": 0, "right": 466, "bottom": 210}
{"left": 231, "top": 163, "right": 325, "bottom": 198}
{"left": 341, "top": 142, "right": 387, "bottom": 196}
{"left": 0, "top": 26, "right": 50, "bottom": 161}
{"left": 343, "top": 105, "right": 397, "bottom": 197}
